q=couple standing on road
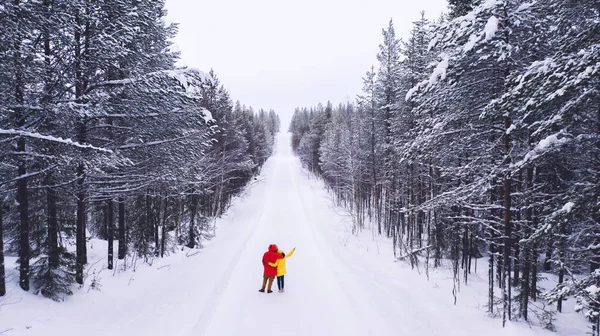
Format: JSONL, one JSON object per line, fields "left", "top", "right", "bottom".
{"left": 259, "top": 244, "right": 296, "bottom": 293}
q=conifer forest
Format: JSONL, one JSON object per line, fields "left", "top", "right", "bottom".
{"left": 0, "top": 0, "right": 279, "bottom": 301}
{"left": 289, "top": 0, "right": 600, "bottom": 332}
{"left": 2, "top": 0, "right": 600, "bottom": 335}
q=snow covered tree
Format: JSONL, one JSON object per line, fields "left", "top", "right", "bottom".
{"left": 0, "top": 0, "right": 279, "bottom": 301}
{"left": 448, "top": 0, "right": 480, "bottom": 18}
{"left": 288, "top": 0, "right": 600, "bottom": 330}
{"left": 376, "top": 21, "right": 403, "bottom": 229}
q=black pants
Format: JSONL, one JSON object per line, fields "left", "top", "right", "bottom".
{"left": 277, "top": 275, "right": 285, "bottom": 290}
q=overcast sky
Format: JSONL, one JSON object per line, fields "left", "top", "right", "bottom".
{"left": 165, "top": 0, "right": 448, "bottom": 126}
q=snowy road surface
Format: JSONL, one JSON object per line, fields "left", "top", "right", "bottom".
{"left": 1, "top": 133, "right": 566, "bottom": 336}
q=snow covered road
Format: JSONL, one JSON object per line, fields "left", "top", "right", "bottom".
{"left": 196, "top": 133, "right": 393, "bottom": 336}
{"left": 1, "top": 133, "right": 569, "bottom": 336}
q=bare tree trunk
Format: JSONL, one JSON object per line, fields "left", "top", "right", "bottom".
{"left": 590, "top": 102, "right": 600, "bottom": 334}
{"left": 489, "top": 182, "right": 497, "bottom": 315}
{"left": 0, "top": 201, "right": 5, "bottom": 296}
{"left": 188, "top": 191, "right": 198, "bottom": 248}
{"left": 14, "top": 3, "right": 29, "bottom": 289}
{"left": 75, "top": 160, "right": 86, "bottom": 284}
{"left": 502, "top": 115, "right": 513, "bottom": 326}
{"left": 513, "top": 172, "right": 522, "bottom": 288}
{"left": 154, "top": 195, "right": 160, "bottom": 257}
{"left": 47, "top": 176, "right": 59, "bottom": 270}
{"left": 160, "top": 195, "right": 168, "bottom": 258}
{"left": 557, "top": 221, "right": 566, "bottom": 312}
{"left": 521, "top": 165, "right": 534, "bottom": 320}
{"left": 74, "top": 9, "right": 87, "bottom": 285}
{"left": 531, "top": 167, "right": 540, "bottom": 302}
{"left": 43, "top": 0, "right": 59, "bottom": 274}
{"left": 107, "top": 200, "right": 114, "bottom": 270}
{"left": 118, "top": 196, "right": 126, "bottom": 259}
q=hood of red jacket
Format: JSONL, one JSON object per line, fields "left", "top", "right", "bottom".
{"left": 268, "top": 244, "right": 277, "bottom": 252}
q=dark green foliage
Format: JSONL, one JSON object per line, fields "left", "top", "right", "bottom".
{"left": 31, "top": 249, "right": 75, "bottom": 301}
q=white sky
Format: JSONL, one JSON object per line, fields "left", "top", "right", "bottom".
{"left": 165, "top": 0, "right": 448, "bottom": 126}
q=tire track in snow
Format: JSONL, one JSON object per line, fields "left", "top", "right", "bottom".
{"left": 287, "top": 159, "right": 396, "bottom": 336}
{"left": 187, "top": 162, "right": 276, "bottom": 336}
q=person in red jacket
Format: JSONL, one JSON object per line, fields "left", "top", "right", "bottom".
{"left": 259, "top": 244, "right": 281, "bottom": 293}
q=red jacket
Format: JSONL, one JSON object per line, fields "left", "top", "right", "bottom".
{"left": 262, "top": 244, "right": 281, "bottom": 277}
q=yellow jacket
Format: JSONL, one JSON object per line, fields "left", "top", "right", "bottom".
{"left": 268, "top": 248, "right": 295, "bottom": 276}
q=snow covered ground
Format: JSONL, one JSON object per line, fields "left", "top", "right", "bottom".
{"left": 0, "top": 133, "right": 588, "bottom": 335}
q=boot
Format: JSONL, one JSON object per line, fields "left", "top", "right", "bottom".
{"left": 259, "top": 277, "right": 267, "bottom": 292}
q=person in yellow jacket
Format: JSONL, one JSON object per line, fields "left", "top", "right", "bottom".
{"left": 268, "top": 247, "right": 295, "bottom": 293}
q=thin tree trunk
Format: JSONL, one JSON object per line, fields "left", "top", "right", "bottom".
{"left": 188, "top": 191, "right": 198, "bottom": 248}
{"left": 543, "top": 244, "right": 552, "bottom": 271}
{"left": 531, "top": 242, "right": 538, "bottom": 302}
{"left": 74, "top": 9, "right": 87, "bottom": 285}
{"left": 557, "top": 221, "right": 566, "bottom": 312}
{"left": 160, "top": 196, "right": 168, "bottom": 258}
{"left": 145, "top": 192, "right": 152, "bottom": 256}
{"left": 503, "top": 115, "right": 513, "bottom": 326}
{"left": 14, "top": 5, "right": 29, "bottom": 289}
{"left": 521, "top": 165, "right": 533, "bottom": 320}
{"left": 47, "top": 176, "right": 59, "bottom": 269}
{"left": 107, "top": 199, "right": 114, "bottom": 270}
{"left": 42, "top": 0, "right": 60, "bottom": 270}
{"left": 75, "top": 159, "right": 86, "bottom": 284}
{"left": 0, "top": 201, "right": 5, "bottom": 296}
{"left": 531, "top": 167, "right": 540, "bottom": 302}
{"left": 154, "top": 196, "right": 160, "bottom": 257}
{"left": 118, "top": 196, "right": 126, "bottom": 259}
{"left": 489, "top": 182, "right": 497, "bottom": 315}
